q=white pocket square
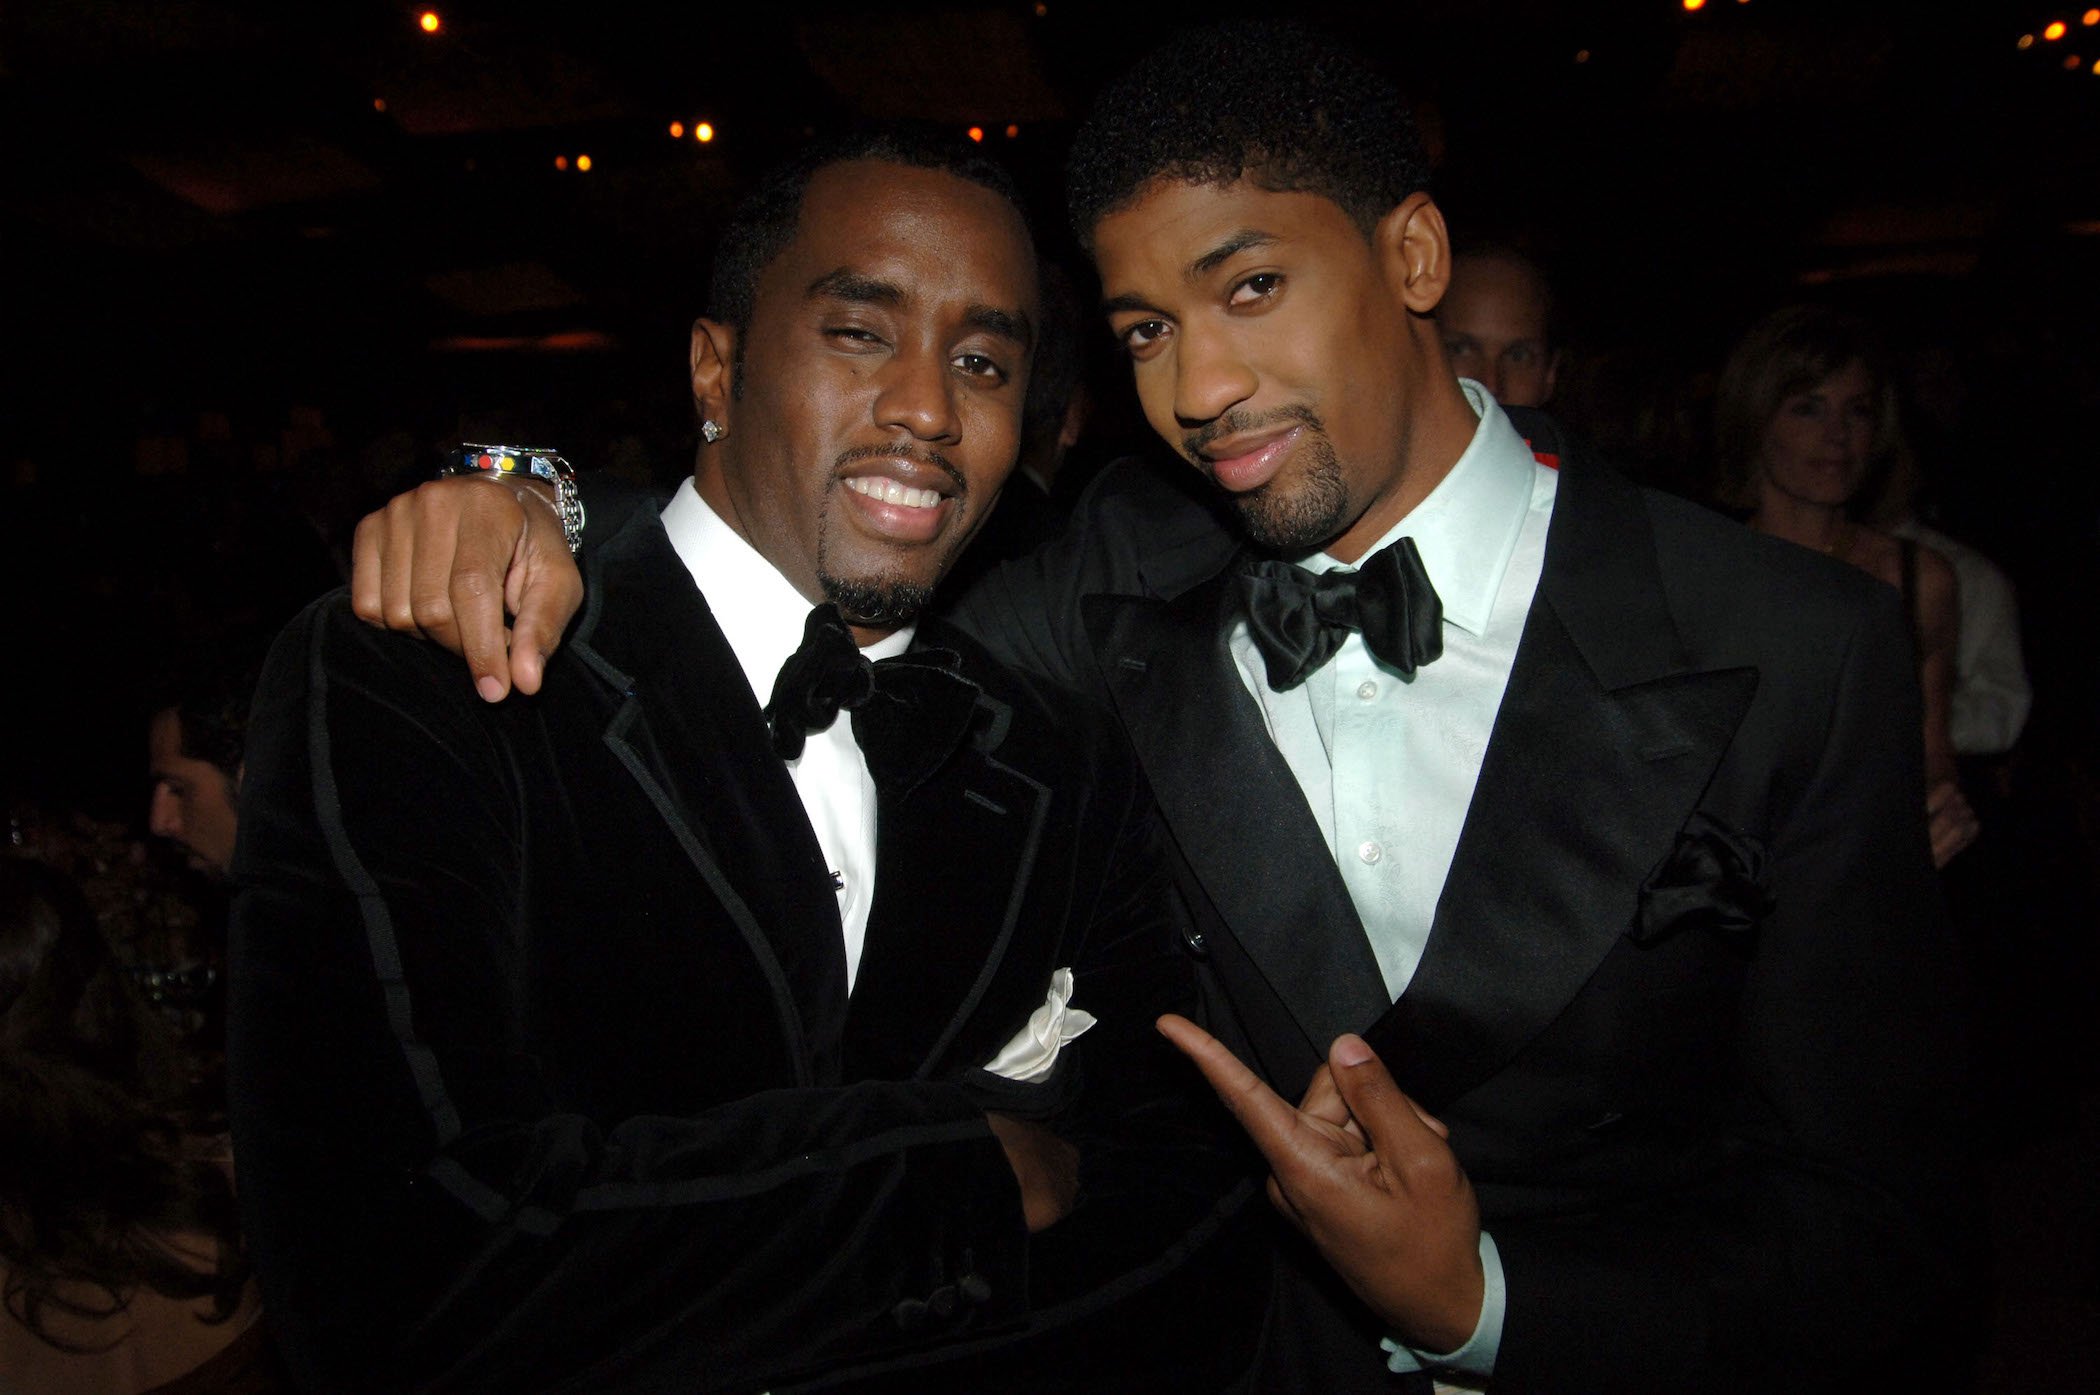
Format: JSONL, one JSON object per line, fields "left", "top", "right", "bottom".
{"left": 982, "top": 967, "right": 1097, "bottom": 1083}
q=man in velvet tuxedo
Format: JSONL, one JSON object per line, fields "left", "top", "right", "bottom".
{"left": 228, "top": 133, "right": 1247, "bottom": 1395}
{"left": 346, "top": 25, "right": 1967, "bottom": 1395}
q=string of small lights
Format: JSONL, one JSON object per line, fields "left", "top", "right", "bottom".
{"left": 2016, "top": 9, "right": 2100, "bottom": 75}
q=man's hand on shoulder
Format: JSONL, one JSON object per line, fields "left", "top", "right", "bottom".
{"left": 350, "top": 475, "right": 584, "bottom": 701}
{"left": 987, "top": 1114, "right": 1079, "bottom": 1233}
{"left": 1158, "top": 1015, "right": 1485, "bottom": 1353}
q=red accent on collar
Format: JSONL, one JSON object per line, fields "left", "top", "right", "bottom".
{"left": 1520, "top": 436, "right": 1561, "bottom": 470}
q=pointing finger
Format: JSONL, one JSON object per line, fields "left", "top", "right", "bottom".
{"left": 1156, "top": 1014, "right": 1307, "bottom": 1159}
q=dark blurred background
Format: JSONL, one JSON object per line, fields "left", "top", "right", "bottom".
{"left": 3, "top": 3, "right": 2097, "bottom": 1382}
{"left": 8, "top": 0, "right": 2099, "bottom": 800}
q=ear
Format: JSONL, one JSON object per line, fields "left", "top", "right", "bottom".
{"left": 1374, "top": 192, "right": 1452, "bottom": 317}
{"left": 1056, "top": 384, "right": 1091, "bottom": 453}
{"left": 690, "top": 317, "right": 737, "bottom": 430}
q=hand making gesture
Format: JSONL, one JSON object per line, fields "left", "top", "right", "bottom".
{"left": 1156, "top": 1015, "right": 1486, "bottom": 1354}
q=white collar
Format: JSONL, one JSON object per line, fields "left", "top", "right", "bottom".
{"left": 659, "top": 479, "right": 913, "bottom": 706}
{"left": 1305, "top": 380, "right": 1538, "bottom": 637}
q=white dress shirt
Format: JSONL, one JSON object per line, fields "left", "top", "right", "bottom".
{"left": 660, "top": 480, "right": 909, "bottom": 994}
{"left": 1889, "top": 519, "right": 2031, "bottom": 756}
{"left": 1230, "top": 382, "right": 1557, "bottom": 999}
{"left": 1229, "top": 382, "right": 1555, "bottom": 1384}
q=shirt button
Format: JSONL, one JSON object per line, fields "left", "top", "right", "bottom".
{"left": 1356, "top": 680, "right": 1378, "bottom": 701}
{"left": 1357, "top": 840, "right": 1383, "bottom": 865}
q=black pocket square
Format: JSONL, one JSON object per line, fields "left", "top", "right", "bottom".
{"left": 1632, "top": 812, "right": 1774, "bottom": 947}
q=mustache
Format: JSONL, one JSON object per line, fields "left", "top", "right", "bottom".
{"left": 1181, "top": 404, "right": 1326, "bottom": 464}
{"left": 833, "top": 443, "right": 966, "bottom": 494}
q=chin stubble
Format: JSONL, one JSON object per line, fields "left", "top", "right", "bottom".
{"left": 1232, "top": 432, "right": 1350, "bottom": 552}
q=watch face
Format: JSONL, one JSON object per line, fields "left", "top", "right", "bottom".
{"left": 458, "top": 444, "right": 569, "bottom": 482}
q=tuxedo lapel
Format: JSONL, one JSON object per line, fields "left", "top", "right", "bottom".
{"left": 843, "top": 689, "right": 1054, "bottom": 1081}
{"left": 1083, "top": 572, "right": 1392, "bottom": 1063}
{"left": 567, "top": 511, "right": 850, "bottom": 1083}
{"left": 1365, "top": 457, "right": 1759, "bottom": 1111}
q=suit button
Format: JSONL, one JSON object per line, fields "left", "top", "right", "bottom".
{"left": 928, "top": 1285, "right": 958, "bottom": 1319}
{"left": 959, "top": 1272, "right": 992, "bottom": 1304}
{"left": 1180, "top": 925, "right": 1209, "bottom": 958}
{"left": 892, "top": 1297, "right": 929, "bottom": 1332}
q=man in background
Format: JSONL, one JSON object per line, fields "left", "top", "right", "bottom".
{"left": 146, "top": 644, "right": 258, "bottom": 878}
{"left": 1437, "top": 246, "right": 1563, "bottom": 409}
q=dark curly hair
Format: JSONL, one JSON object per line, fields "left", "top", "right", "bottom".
{"left": 145, "top": 631, "right": 267, "bottom": 781}
{"left": 1067, "top": 20, "right": 1432, "bottom": 248}
{"left": 0, "top": 858, "right": 250, "bottom": 1351}
{"left": 708, "top": 122, "right": 1031, "bottom": 344}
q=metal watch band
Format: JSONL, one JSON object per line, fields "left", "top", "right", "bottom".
{"left": 442, "top": 444, "right": 586, "bottom": 553}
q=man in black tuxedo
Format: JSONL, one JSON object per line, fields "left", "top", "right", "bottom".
{"left": 349, "top": 24, "right": 1965, "bottom": 1395}
{"left": 229, "top": 131, "right": 1246, "bottom": 1395}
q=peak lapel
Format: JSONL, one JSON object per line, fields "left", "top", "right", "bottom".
{"left": 1084, "top": 570, "right": 1392, "bottom": 1061}
{"left": 1366, "top": 456, "right": 1758, "bottom": 1111}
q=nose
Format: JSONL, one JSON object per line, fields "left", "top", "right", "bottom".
{"left": 149, "top": 783, "right": 181, "bottom": 840}
{"left": 1172, "top": 324, "right": 1259, "bottom": 428}
{"left": 873, "top": 345, "right": 961, "bottom": 444}
{"left": 1482, "top": 363, "right": 1507, "bottom": 401}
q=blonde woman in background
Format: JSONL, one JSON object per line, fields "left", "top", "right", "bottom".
{"left": 1716, "top": 305, "right": 1979, "bottom": 867}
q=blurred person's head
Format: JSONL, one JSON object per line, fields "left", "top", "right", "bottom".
{"left": 145, "top": 643, "right": 260, "bottom": 878}
{"left": 1438, "top": 248, "right": 1561, "bottom": 407}
{"left": 694, "top": 125, "right": 1040, "bottom": 636}
{"left": 1068, "top": 21, "right": 1476, "bottom": 563}
{"left": 1017, "top": 260, "right": 1091, "bottom": 489}
{"left": 1715, "top": 305, "right": 1898, "bottom": 513}
{"left": 0, "top": 857, "right": 248, "bottom": 1348}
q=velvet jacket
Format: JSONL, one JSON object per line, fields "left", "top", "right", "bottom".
{"left": 228, "top": 500, "right": 1244, "bottom": 1395}
{"left": 948, "top": 409, "right": 1969, "bottom": 1393}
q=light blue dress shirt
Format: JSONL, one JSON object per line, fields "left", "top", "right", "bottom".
{"left": 1227, "top": 383, "right": 1557, "bottom": 1382}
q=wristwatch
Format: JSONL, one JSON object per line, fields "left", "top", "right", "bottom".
{"left": 442, "top": 444, "right": 586, "bottom": 553}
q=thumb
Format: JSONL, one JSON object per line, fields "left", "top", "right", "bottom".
{"left": 1329, "top": 1034, "right": 1448, "bottom": 1147}
{"left": 506, "top": 543, "right": 585, "bottom": 697}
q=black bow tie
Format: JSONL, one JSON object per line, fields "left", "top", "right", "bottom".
{"left": 764, "top": 605, "right": 981, "bottom": 796}
{"left": 1237, "top": 537, "right": 1444, "bottom": 692}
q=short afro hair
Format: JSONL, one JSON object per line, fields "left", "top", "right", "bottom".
{"left": 1067, "top": 20, "right": 1432, "bottom": 248}
{"left": 708, "top": 123, "right": 1031, "bottom": 337}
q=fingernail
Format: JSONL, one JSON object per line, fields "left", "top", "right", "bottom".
{"left": 476, "top": 676, "right": 504, "bottom": 703}
{"left": 1331, "top": 1034, "right": 1373, "bottom": 1068}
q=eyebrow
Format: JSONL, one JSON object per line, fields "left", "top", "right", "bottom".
{"left": 807, "top": 268, "right": 903, "bottom": 307}
{"left": 1099, "top": 228, "right": 1282, "bottom": 318}
{"left": 964, "top": 304, "right": 1033, "bottom": 349}
{"left": 806, "top": 268, "right": 1033, "bottom": 349}
{"left": 1190, "top": 228, "right": 1278, "bottom": 277}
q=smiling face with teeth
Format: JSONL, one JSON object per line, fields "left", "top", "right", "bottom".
{"left": 691, "top": 158, "right": 1038, "bottom": 640}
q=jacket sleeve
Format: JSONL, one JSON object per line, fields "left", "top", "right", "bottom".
{"left": 229, "top": 597, "right": 1031, "bottom": 1395}
{"left": 1488, "top": 588, "right": 1970, "bottom": 1394}
{"left": 937, "top": 457, "right": 1239, "bottom": 691}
